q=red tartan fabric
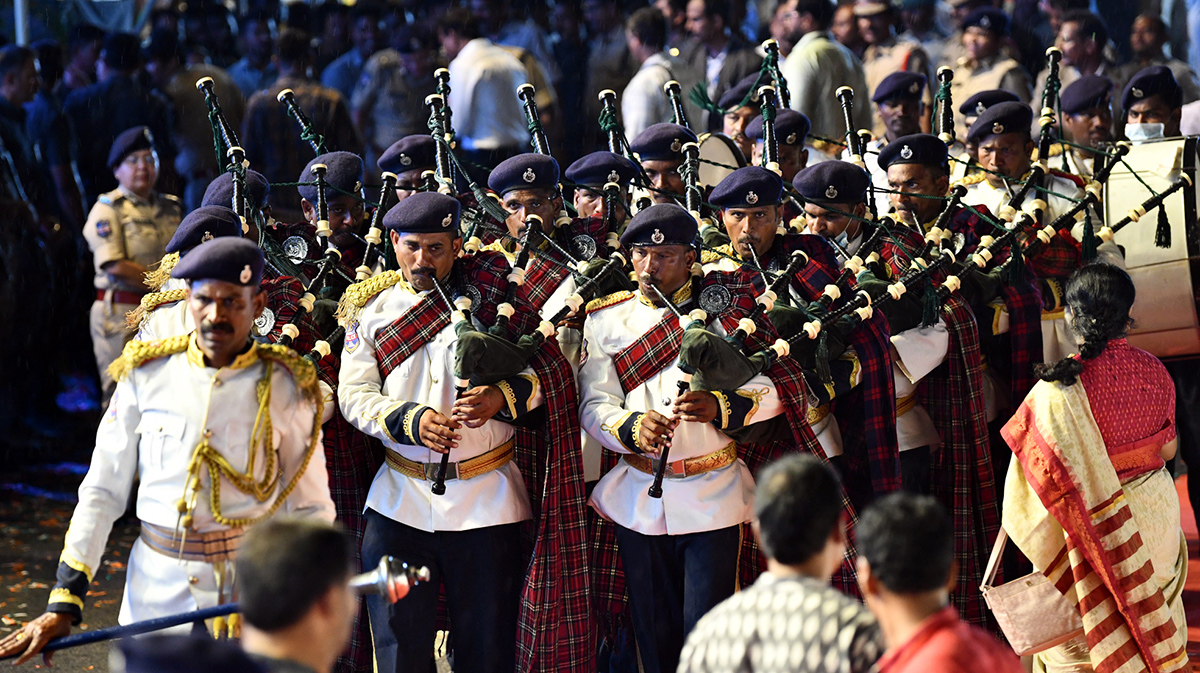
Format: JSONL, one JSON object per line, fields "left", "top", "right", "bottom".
{"left": 999, "top": 276, "right": 1044, "bottom": 405}
{"left": 374, "top": 295, "right": 449, "bottom": 379}
{"left": 833, "top": 310, "right": 900, "bottom": 508}
{"left": 613, "top": 312, "right": 684, "bottom": 394}
{"left": 876, "top": 223, "right": 927, "bottom": 278}
{"left": 919, "top": 296, "right": 1001, "bottom": 628}
{"left": 522, "top": 255, "right": 571, "bottom": 313}
{"left": 260, "top": 276, "right": 382, "bottom": 673}
{"left": 777, "top": 233, "right": 843, "bottom": 300}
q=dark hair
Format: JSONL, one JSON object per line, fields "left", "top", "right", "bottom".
{"left": 697, "top": 0, "right": 730, "bottom": 23}
{"left": 276, "top": 28, "right": 312, "bottom": 66}
{"left": 793, "top": 0, "right": 836, "bottom": 30}
{"left": 0, "top": 46, "right": 34, "bottom": 81}
{"left": 1035, "top": 263, "right": 1135, "bottom": 385}
{"left": 68, "top": 23, "right": 105, "bottom": 52}
{"left": 626, "top": 7, "right": 667, "bottom": 51}
{"left": 1046, "top": 0, "right": 1089, "bottom": 11}
{"left": 857, "top": 493, "right": 954, "bottom": 593}
{"left": 754, "top": 454, "right": 843, "bottom": 565}
{"left": 236, "top": 518, "right": 356, "bottom": 631}
{"left": 31, "top": 39, "right": 63, "bottom": 85}
{"left": 239, "top": 10, "right": 275, "bottom": 35}
{"left": 143, "top": 29, "right": 182, "bottom": 64}
{"left": 437, "top": 8, "right": 482, "bottom": 41}
{"left": 1135, "top": 13, "right": 1168, "bottom": 36}
{"left": 1062, "top": 11, "right": 1108, "bottom": 49}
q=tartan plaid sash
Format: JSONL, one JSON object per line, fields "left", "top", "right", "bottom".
{"left": 613, "top": 310, "right": 683, "bottom": 395}
{"left": 374, "top": 294, "right": 450, "bottom": 380}
{"left": 522, "top": 254, "right": 570, "bottom": 312}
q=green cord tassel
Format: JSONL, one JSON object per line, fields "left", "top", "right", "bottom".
{"left": 688, "top": 83, "right": 722, "bottom": 115}
{"left": 815, "top": 330, "right": 832, "bottom": 384}
{"left": 921, "top": 279, "right": 939, "bottom": 328}
{"left": 1155, "top": 204, "right": 1172, "bottom": 248}
{"left": 1008, "top": 245, "right": 1025, "bottom": 287}
{"left": 1081, "top": 207, "right": 1098, "bottom": 262}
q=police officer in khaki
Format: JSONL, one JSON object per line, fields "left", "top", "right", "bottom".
{"left": 83, "top": 126, "right": 182, "bottom": 403}
{"left": 950, "top": 8, "right": 1032, "bottom": 132}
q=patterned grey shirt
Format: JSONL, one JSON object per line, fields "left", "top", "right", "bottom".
{"left": 678, "top": 572, "right": 884, "bottom": 673}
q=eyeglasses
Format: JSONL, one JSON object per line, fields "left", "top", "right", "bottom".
{"left": 122, "top": 154, "right": 158, "bottom": 167}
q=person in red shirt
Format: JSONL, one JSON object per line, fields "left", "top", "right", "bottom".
{"left": 856, "top": 492, "right": 1022, "bottom": 673}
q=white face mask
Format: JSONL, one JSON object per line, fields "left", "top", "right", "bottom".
{"left": 1125, "top": 123, "right": 1165, "bottom": 142}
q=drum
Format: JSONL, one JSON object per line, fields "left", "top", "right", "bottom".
{"left": 697, "top": 132, "right": 746, "bottom": 190}
{"left": 1103, "top": 136, "right": 1200, "bottom": 357}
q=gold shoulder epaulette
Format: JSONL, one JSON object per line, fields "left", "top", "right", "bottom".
{"left": 809, "top": 138, "right": 841, "bottom": 157}
{"left": 144, "top": 252, "right": 180, "bottom": 291}
{"left": 586, "top": 290, "right": 634, "bottom": 314}
{"left": 700, "top": 249, "right": 720, "bottom": 264}
{"left": 953, "top": 172, "right": 988, "bottom": 188}
{"left": 124, "top": 288, "right": 189, "bottom": 329}
{"left": 256, "top": 343, "right": 322, "bottom": 405}
{"left": 107, "top": 334, "right": 190, "bottom": 382}
{"left": 335, "top": 270, "right": 402, "bottom": 327}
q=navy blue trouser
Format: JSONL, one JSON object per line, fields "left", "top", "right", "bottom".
{"left": 613, "top": 524, "right": 741, "bottom": 673}
{"left": 361, "top": 508, "right": 523, "bottom": 673}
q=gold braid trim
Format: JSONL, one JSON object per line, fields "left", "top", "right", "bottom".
{"left": 809, "top": 138, "right": 842, "bottom": 157}
{"left": 335, "top": 270, "right": 403, "bottom": 327}
{"left": 952, "top": 172, "right": 988, "bottom": 188}
{"left": 144, "top": 252, "right": 180, "bottom": 291}
{"left": 586, "top": 290, "right": 634, "bottom": 314}
{"left": 256, "top": 343, "right": 323, "bottom": 406}
{"left": 108, "top": 335, "right": 191, "bottom": 382}
{"left": 124, "top": 288, "right": 190, "bottom": 329}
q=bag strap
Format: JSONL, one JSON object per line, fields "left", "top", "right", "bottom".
{"left": 980, "top": 526, "right": 1008, "bottom": 591}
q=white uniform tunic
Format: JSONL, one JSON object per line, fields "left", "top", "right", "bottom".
{"left": 60, "top": 338, "right": 334, "bottom": 626}
{"left": 580, "top": 289, "right": 783, "bottom": 536}
{"left": 339, "top": 281, "right": 540, "bottom": 533}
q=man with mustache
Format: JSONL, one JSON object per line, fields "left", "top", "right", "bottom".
{"left": 842, "top": 71, "right": 928, "bottom": 216}
{"left": 716, "top": 73, "right": 763, "bottom": 162}
{"left": 0, "top": 237, "right": 335, "bottom": 665}
{"left": 337, "top": 192, "right": 589, "bottom": 672}
{"left": 1056, "top": 75, "right": 1115, "bottom": 180}
{"left": 375, "top": 135, "right": 437, "bottom": 204}
{"left": 746, "top": 109, "right": 815, "bottom": 188}
{"left": 580, "top": 203, "right": 785, "bottom": 673}
{"left": 630, "top": 122, "right": 698, "bottom": 205}
{"left": 564, "top": 150, "right": 639, "bottom": 222}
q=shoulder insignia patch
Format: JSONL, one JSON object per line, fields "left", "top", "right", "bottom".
{"left": 96, "top": 220, "right": 112, "bottom": 238}
{"left": 586, "top": 290, "right": 635, "bottom": 314}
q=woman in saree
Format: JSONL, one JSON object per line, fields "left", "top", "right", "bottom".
{"left": 1000, "top": 263, "right": 1188, "bottom": 673}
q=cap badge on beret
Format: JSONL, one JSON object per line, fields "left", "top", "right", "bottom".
{"left": 909, "top": 82, "right": 920, "bottom": 94}
{"left": 652, "top": 228, "right": 665, "bottom": 244}
{"left": 441, "top": 212, "right": 453, "bottom": 228}
{"left": 670, "top": 138, "right": 682, "bottom": 152}
{"left": 607, "top": 170, "right": 620, "bottom": 183}
{"left": 746, "top": 191, "right": 759, "bottom": 205}
{"left": 786, "top": 132, "right": 798, "bottom": 144}
{"left": 992, "top": 122, "right": 1005, "bottom": 134}
{"left": 240, "top": 265, "right": 252, "bottom": 284}
{"left": 979, "top": 15, "right": 991, "bottom": 28}
{"left": 976, "top": 101, "right": 987, "bottom": 114}
{"left": 825, "top": 185, "right": 838, "bottom": 199}
{"left": 202, "top": 230, "right": 214, "bottom": 243}
{"left": 1132, "top": 87, "right": 1144, "bottom": 98}
{"left": 522, "top": 168, "right": 536, "bottom": 183}
{"left": 400, "top": 154, "right": 413, "bottom": 166}
{"left": 900, "top": 145, "right": 913, "bottom": 160}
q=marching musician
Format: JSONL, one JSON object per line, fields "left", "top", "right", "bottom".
{"left": 792, "top": 160, "right": 902, "bottom": 503}
{"left": 84, "top": 126, "right": 183, "bottom": 405}
{"left": 702, "top": 166, "right": 859, "bottom": 463}
{"left": 376, "top": 135, "right": 438, "bottom": 204}
{"left": 580, "top": 203, "right": 784, "bottom": 673}
{"left": 564, "top": 150, "right": 639, "bottom": 222}
{"left": 338, "top": 192, "right": 586, "bottom": 672}
{"left": 716, "top": 73, "right": 764, "bottom": 161}
{"left": 953, "top": 89, "right": 1020, "bottom": 180}
{"left": 844, "top": 72, "right": 928, "bottom": 216}
{"left": 1122, "top": 65, "right": 1184, "bottom": 141}
{"left": 746, "top": 109, "right": 814, "bottom": 185}
{"left": 630, "top": 122, "right": 698, "bottom": 205}
{"left": 0, "top": 237, "right": 335, "bottom": 665}
{"left": 1056, "top": 75, "right": 1115, "bottom": 180}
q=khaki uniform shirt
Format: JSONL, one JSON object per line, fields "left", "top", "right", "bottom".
{"left": 862, "top": 37, "right": 932, "bottom": 138}
{"left": 951, "top": 54, "right": 1033, "bottom": 133}
{"left": 83, "top": 187, "right": 182, "bottom": 292}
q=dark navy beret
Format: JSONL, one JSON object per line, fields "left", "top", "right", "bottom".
{"left": 382, "top": 191, "right": 461, "bottom": 234}
{"left": 116, "top": 635, "right": 265, "bottom": 673}
{"left": 165, "top": 206, "right": 241, "bottom": 254}
{"left": 1060, "top": 75, "right": 1113, "bottom": 115}
{"left": 966, "top": 101, "right": 1033, "bottom": 144}
{"left": 958, "top": 89, "right": 1020, "bottom": 117}
{"left": 619, "top": 203, "right": 697, "bottom": 247}
{"left": 487, "top": 153, "right": 560, "bottom": 195}
{"left": 792, "top": 161, "right": 870, "bottom": 205}
{"left": 298, "top": 151, "right": 364, "bottom": 203}
{"left": 718, "top": 73, "right": 763, "bottom": 111}
{"left": 170, "top": 236, "right": 266, "bottom": 286}
{"left": 107, "top": 126, "right": 155, "bottom": 168}
{"left": 1122, "top": 65, "right": 1183, "bottom": 111}
{"left": 101, "top": 33, "right": 142, "bottom": 71}
{"left": 201, "top": 170, "right": 270, "bottom": 210}
{"left": 877, "top": 133, "right": 948, "bottom": 170}
{"left": 378, "top": 135, "right": 437, "bottom": 175}
{"left": 630, "top": 123, "right": 698, "bottom": 162}
{"left": 872, "top": 72, "right": 926, "bottom": 104}
{"left": 962, "top": 7, "right": 1009, "bottom": 36}
{"left": 565, "top": 151, "right": 638, "bottom": 189}
{"left": 710, "top": 166, "right": 784, "bottom": 208}
{"left": 747, "top": 109, "right": 811, "bottom": 146}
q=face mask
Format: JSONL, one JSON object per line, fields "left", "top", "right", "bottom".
{"left": 1125, "top": 123, "right": 1164, "bottom": 142}
{"left": 834, "top": 229, "right": 851, "bottom": 248}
